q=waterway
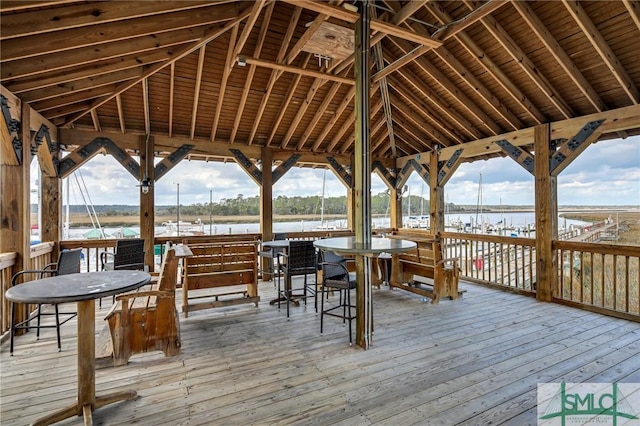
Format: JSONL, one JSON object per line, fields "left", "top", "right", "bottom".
{"left": 57, "top": 212, "right": 589, "bottom": 240}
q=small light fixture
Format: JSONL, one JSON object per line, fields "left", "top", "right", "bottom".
{"left": 237, "top": 56, "right": 247, "bottom": 67}
{"left": 139, "top": 178, "right": 152, "bottom": 194}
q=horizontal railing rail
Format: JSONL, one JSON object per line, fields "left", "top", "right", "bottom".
{"left": 553, "top": 240, "right": 639, "bottom": 320}
{"left": 441, "top": 231, "right": 537, "bottom": 295}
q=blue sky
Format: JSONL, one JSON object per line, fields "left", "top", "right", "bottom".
{"left": 40, "top": 135, "right": 639, "bottom": 207}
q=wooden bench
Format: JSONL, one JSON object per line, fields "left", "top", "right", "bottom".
{"left": 97, "top": 245, "right": 189, "bottom": 367}
{"left": 388, "top": 231, "right": 462, "bottom": 304}
{"left": 181, "top": 240, "right": 259, "bottom": 317}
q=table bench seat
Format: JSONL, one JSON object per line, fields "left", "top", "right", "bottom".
{"left": 389, "top": 231, "right": 463, "bottom": 304}
{"left": 181, "top": 240, "right": 259, "bottom": 317}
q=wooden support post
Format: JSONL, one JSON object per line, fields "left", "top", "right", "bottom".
{"left": 260, "top": 147, "right": 273, "bottom": 242}
{"left": 354, "top": 1, "right": 371, "bottom": 349}
{"left": 389, "top": 187, "right": 402, "bottom": 229}
{"left": 430, "top": 153, "right": 444, "bottom": 235}
{"left": 534, "top": 124, "right": 558, "bottom": 301}
{"left": 40, "top": 173, "right": 61, "bottom": 254}
{"left": 139, "top": 135, "right": 155, "bottom": 271}
{"left": 347, "top": 155, "right": 355, "bottom": 230}
{"left": 1, "top": 101, "right": 30, "bottom": 326}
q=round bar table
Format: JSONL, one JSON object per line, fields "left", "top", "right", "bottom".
{"left": 314, "top": 237, "right": 416, "bottom": 349}
{"left": 6, "top": 270, "right": 151, "bottom": 426}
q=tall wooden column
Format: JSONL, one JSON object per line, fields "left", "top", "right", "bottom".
{"left": 534, "top": 124, "right": 558, "bottom": 301}
{"left": 389, "top": 187, "right": 402, "bottom": 229}
{"left": 260, "top": 147, "right": 273, "bottom": 242}
{"left": 354, "top": 0, "right": 371, "bottom": 349}
{"left": 40, "top": 173, "right": 61, "bottom": 255}
{"left": 139, "top": 135, "right": 155, "bottom": 270}
{"left": 346, "top": 155, "right": 356, "bottom": 230}
{"left": 1, "top": 101, "right": 30, "bottom": 327}
{"left": 429, "top": 152, "right": 444, "bottom": 235}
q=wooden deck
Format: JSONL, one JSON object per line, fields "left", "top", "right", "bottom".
{"left": 2, "top": 279, "right": 639, "bottom": 425}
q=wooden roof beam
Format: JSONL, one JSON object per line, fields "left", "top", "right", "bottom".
{"left": 372, "top": 38, "right": 397, "bottom": 157}
{"left": 63, "top": 5, "right": 255, "bottom": 127}
{"left": 1, "top": 1, "right": 216, "bottom": 40}
{"left": 512, "top": 1, "right": 606, "bottom": 113}
{"left": 230, "top": 2, "right": 274, "bottom": 144}
{"left": 424, "top": 2, "right": 546, "bottom": 125}
{"left": 242, "top": 57, "right": 354, "bottom": 86}
{"left": 432, "top": 104, "right": 640, "bottom": 163}
{"left": 562, "top": 0, "right": 639, "bottom": 105}
{"left": 142, "top": 78, "right": 150, "bottom": 134}
{"left": 383, "top": 49, "right": 483, "bottom": 140}
{"left": 295, "top": 77, "right": 345, "bottom": 150}
{"left": 90, "top": 110, "right": 101, "bottom": 132}
{"left": 32, "top": 85, "right": 116, "bottom": 113}
{"left": 623, "top": 0, "right": 640, "bottom": 31}
{"left": 0, "top": 4, "right": 240, "bottom": 61}
{"left": 281, "top": 65, "right": 352, "bottom": 150}
{"left": 373, "top": 0, "right": 507, "bottom": 83}
{"left": 282, "top": 0, "right": 441, "bottom": 49}
{"left": 247, "top": 6, "right": 301, "bottom": 145}
{"left": 115, "top": 94, "right": 125, "bottom": 133}
{"left": 463, "top": 0, "right": 574, "bottom": 119}
{"left": 387, "top": 77, "right": 464, "bottom": 145}
{"left": 168, "top": 63, "right": 175, "bottom": 138}
{"left": 389, "top": 91, "right": 453, "bottom": 147}
{"left": 18, "top": 68, "right": 142, "bottom": 104}
{"left": 311, "top": 87, "right": 355, "bottom": 151}
{"left": 386, "top": 36, "right": 502, "bottom": 136}
{"left": 265, "top": 53, "right": 311, "bottom": 147}
{"left": 0, "top": 1, "right": 77, "bottom": 13}
{"left": 189, "top": 46, "right": 207, "bottom": 140}
{"left": 3, "top": 46, "right": 178, "bottom": 88}
{"left": 210, "top": 24, "right": 239, "bottom": 141}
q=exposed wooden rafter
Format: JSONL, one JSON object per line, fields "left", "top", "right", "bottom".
{"left": 562, "top": 0, "right": 639, "bottom": 105}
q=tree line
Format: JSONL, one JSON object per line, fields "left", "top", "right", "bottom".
{"left": 55, "top": 192, "right": 478, "bottom": 217}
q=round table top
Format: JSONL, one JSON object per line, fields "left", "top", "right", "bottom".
{"left": 261, "top": 240, "right": 290, "bottom": 248}
{"left": 314, "top": 236, "right": 416, "bottom": 255}
{"left": 5, "top": 270, "right": 151, "bottom": 304}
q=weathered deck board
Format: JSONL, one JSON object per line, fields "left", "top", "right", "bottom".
{"left": 1, "top": 280, "right": 638, "bottom": 425}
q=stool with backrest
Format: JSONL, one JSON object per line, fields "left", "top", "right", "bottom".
{"left": 319, "top": 250, "right": 357, "bottom": 344}
{"left": 10, "top": 248, "right": 83, "bottom": 355}
{"left": 99, "top": 238, "right": 145, "bottom": 306}
{"left": 258, "top": 232, "right": 287, "bottom": 281}
{"left": 277, "top": 240, "right": 317, "bottom": 318}
{"left": 100, "top": 238, "right": 145, "bottom": 271}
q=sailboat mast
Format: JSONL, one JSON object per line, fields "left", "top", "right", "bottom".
{"left": 475, "top": 173, "right": 483, "bottom": 233}
{"left": 65, "top": 177, "right": 70, "bottom": 240}
{"left": 320, "top": 169, "right": 326, "bottom": 227}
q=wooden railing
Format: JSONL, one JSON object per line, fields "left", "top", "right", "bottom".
{"left": 554, "top": 240, "right": 639, "bottom": 320}
{"left": 4, "top": 229, "right": 635, "bottom": 337}
{"left": 440, "top": 232, "right": 537, "bottom": 295}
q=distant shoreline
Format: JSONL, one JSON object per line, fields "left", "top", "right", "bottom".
{"left": 39, "top": 208, "right": 639, "bottom": 228}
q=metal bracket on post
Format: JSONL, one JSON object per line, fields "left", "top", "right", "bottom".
{"left": 549, "top": 119, "right": 605, "bottom": 173}
{"left": 327, "top": 156, "right": 353, "bottom": 188}
{"left": 272, "top": 154, "right": 300, "bottom": 184}
{"left": 437, "top": 148, "right": 463, "bottom": 185}
{"left": 1, "top": 94, "right": 23, "bottom": 164}
{"left": 372, "top": 160, "right": 396, "bottom": 189}
{"left": 496, "top": 139, "right": 535, "bottom": 175}
{"left": 229, "top": 148, "right": 262, "bottom": 185}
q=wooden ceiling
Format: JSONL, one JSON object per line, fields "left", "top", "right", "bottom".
{"left": 2, "top": 0, "right": 640, "bottom": 162}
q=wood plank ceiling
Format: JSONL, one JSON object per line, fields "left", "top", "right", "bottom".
{"left": 2, "top": 0, "right": 639, "bottom": 162}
